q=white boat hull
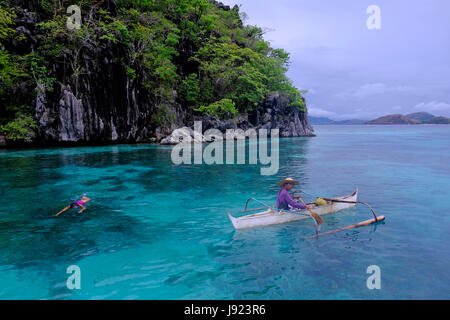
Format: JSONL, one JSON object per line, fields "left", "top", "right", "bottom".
{"left": 228, "top": 190, "right": 358, "bottom": 230}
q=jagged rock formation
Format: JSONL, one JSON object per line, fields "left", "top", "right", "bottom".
{"left": 251, "top": 93, "right": 314, "bottom": 137}
{"left": 198, "top": 93, "right": 314, "bottom": 137}
{"left": 0, "top": 135, "right": 6, "bottom": 147}
{"left": 161, "top": 93, "right": 315, "bottom": 144}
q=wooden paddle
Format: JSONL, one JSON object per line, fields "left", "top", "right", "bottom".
{"left": 299, "top": 198, "right": 324, "bottom": 225}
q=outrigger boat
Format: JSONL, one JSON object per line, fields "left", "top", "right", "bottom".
{"left": 228, "top": 189, "right": 385, "bottom": 236}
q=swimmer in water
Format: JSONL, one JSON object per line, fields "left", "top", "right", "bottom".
{"left": 56, "top": 194, "right": 91, "bottom": 216}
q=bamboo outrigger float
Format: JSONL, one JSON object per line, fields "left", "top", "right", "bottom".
{"left": 227, "top": 189, "right": 385, "bottom": 237}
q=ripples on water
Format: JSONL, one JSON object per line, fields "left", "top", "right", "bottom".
{"left": 0, "top": 125, "right": 449, "bottom": 299}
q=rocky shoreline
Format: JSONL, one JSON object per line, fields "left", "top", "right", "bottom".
{"left": 161, "top": 93, "right": 315, "bottom": 145}
{"left": 0, "top": 92, "right": 315, "bottom": 148}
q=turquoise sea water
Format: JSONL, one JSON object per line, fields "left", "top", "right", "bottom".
{"left": 0, "top": 125, "right": 449, "bottom": 300}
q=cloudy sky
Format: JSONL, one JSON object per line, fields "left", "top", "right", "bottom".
{"left": 221, "top": 0, "right": 450, "bottom": 120}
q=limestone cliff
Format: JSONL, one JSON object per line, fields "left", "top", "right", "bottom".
{"left": 0, "top": 0, "right": 314, "bottom": 147}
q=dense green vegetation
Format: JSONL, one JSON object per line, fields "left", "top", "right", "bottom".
{"left": 0, "top": 0, "right": 306, "bottom": 141}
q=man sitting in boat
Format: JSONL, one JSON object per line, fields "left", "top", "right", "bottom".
{"left": 277, "top": 178, "right": 307, "bottom": 211}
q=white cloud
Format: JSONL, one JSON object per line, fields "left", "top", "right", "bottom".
{"left": 413, "top": 101, "right": 450, "bottom": 112}
{"left": 308, "top": 107, "right": 337, "bottom": 118}
{"left": 333, "top": 111, "right": 389, "bottom": 121}
{"left": 308, "top": 107, "right": 385, "bottom": 121}
{"left": 304, "top": 88, "right": 317, "bottom": 95}
{"left": 354, "top": 83, "right": 388, "bottom": 98}
{"left": 337, "top": 83, "right": 415, "bottom": 99}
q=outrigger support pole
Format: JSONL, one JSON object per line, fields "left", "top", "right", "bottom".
{"left": 306, "top": 198, "right": 385, "bottom": 239}
{"left": 306, "top": 215, "right": 386, "bottom": 239}
{"left": 320, "top": 198, "right": 379, "bottom": 222}
{"left": 244, "top": 198, "right": 269, "bottom": 211}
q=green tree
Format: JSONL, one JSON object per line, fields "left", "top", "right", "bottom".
{"left": 195, "top": 98, "right": 238, "bottom": 119}
{"left": 0, "top": 112, "right": 37, "bottom": 141}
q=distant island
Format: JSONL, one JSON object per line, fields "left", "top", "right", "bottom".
{"left": 309, "top": 117, "right": 366, "bottom": 125}
{"left": 311, "top": 112, "right": 450, "bottom": 125}
{"left": 366, "top": 112, "right": 450, "bottom": 124}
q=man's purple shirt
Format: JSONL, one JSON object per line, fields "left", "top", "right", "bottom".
{"left": 276, "top": 188, "right": 307, "bottom": 210}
